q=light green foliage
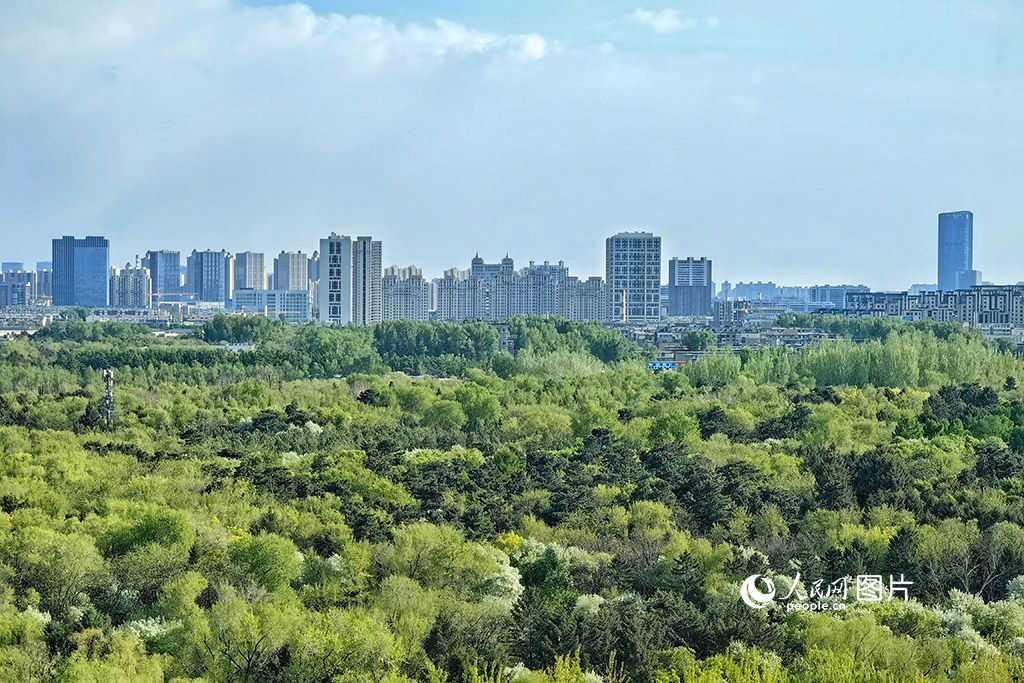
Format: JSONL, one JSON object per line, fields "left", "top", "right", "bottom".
{"left": 380, "top": 523, "right": 502, "bottom": 596}
{"left": 227, "top": 532, "right": 302, "bottom": 592}
{"left": 2, "top": 316, "right": 1024, "bottom": 681}
{"left": 685, "top": 351, "right": 742, "bottom": 387}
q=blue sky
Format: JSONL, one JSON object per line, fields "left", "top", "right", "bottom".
{"left": 1, "top": 0, "right": 1022, "bottom": 288}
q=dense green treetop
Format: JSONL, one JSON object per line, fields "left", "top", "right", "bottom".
{"left": 0, "top": 316, "right": 1023, "bottom": 681}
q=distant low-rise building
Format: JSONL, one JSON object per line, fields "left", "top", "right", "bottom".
{"left": 845, "top": 285, "right": 1024, "bottom": 327}
{"left": 234, "top": 289, "right": 311, "bottom": 322}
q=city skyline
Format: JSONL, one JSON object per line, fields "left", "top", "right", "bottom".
{"left": 2, "top": 1, "right": 1023, "bottom": 289}
{"left": 1, "top": 206, "right": 1013, "bottom": 294}
{"left": 4, "top": 223, "right": 1024, "bottom": 330}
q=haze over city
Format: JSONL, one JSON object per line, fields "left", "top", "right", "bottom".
{"left": 2, "top": 0, "right": 1023, "bottom": 288}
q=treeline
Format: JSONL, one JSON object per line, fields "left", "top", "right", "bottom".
{"left": 775, "top": 313, "right": 977, "bottom": 341}
{"left": 679, "top": 329, "right": 1021, "bottom": 390}
{"left": 5, "top": 317, "right": 646, "bottom": 388}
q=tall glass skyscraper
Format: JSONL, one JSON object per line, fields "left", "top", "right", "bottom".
{"left": 938, "top": 211, "right": 973, "bottom": 291}
{"left": 143, "top": 250, "right": 181, "bottom": 303}
{"left": 186, "top": 249, "right": 230, "bottom": 303}
{"left": 52, "top": 236, "right": 109, "bottom": 306}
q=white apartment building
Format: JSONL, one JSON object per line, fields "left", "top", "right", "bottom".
{"left": 352, "top": 236, "right": 382, "bottom": 325}
{"left": 605, "top": 231, "right": 661, "bottom": 322}
{"left": 274, "top": 251, "right": 309, "bottom": 292}
{"left": 317, "top": 234, "right": 382, "bottom": 325}
{"left": 234, "top": 288, "right": 311, "bottom": 322}
{"left": 109, "top": 264, "right": 152, "bottom": 308}
{"left": 234, "top": 252, "right": 266, "bottom": 291}
{"left": 383, "top": 265, "right": 430, "bottom": 321}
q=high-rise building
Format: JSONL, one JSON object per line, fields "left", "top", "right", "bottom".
{"left": 0, "top": 282, "right": 31, "bottom": 306}
{"left": 52, "top": 236, "right": 109, "bottom": 307}
{"left": 273, "top": 251, "right": 308, "bottom": 292}
{"left": 522, "top": 260, "right": 569, "bottom": 284}
{"left": 35, "top": 261, "right": 52, "bottom": 272}
{"left": 35, "top": 269, "right": 52, "bottom": 301}
{"left": 186, "top": 249, "right": 231, "bottom": 304}
{"left": 2, "top": 262, "right": 24, "bottom": 273}
{"left": 319, "top": 233, "right": 352, "bottom": 324}
{"left": 559, "top": 276, "right": 607, "bottom": 322}
{"left": 382, "top": 265, "right": 430, "bottom": 321}
{"left": 109, "top": 263, "right": 152, "bottom": 307}
{"left": 433, "top": 255, "right": 605, "bottom": 323}
{"left": 224, "top": 254, "right": 235, "bottom": 302}
{"left": 143, "top": 250, "right": 181, "bottom": 304}
{"left": 470, "top": 253, "right": 516, "bottom": 281}
{"left": 605, "top": 231, "right": 661, "bottom": 322}
{"left": 308, "top": 251, "right": 320, "bottom": 283}
{"left": 352, "top": 236, "right": 382, "bottom": 325}
{"left": 938, "top": 211, "right": 974, "bottom": 292}
{"left": 436, "top": 268, "right": 486, "bottom": 321}
{"left": 234, "top": 252, "right": 266, "bottom": 291}
{"left": 666, "top": 257, "right": 713, "bottom": 317}
{"left": 464, "top": 254, "right": 516, "bottom": 320}
{"left": 2, "top": 270, "right": 36, "bottom": 298}
{"left": 491, "top": 268, "right": 560, "bottom": 319}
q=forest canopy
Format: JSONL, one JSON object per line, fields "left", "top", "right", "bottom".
{"left": 1, "top": 316, "right": 1024, "bottom": 682}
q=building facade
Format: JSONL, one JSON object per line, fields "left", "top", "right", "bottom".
{"left": 352, "top": 236, "right": 382, "bottom": 325}
{"left": 143, "top": 250, "right": 181, "bottom": 304}
{"left": 273, "top": 251, "right": 308, "bottom": 292}
{"left": 845, "top": 285, "right": 1024, "bottom": 327}
{"left": 1, "top": 270, "right": 45, "bottom": 303}
{"left": 53, "top": 235, "right": 109, "bottom": 307}
{"left": 186, "top": 249, "right": 231, "bottom": 304}
{"left": 433, "top": 257, "right": 606, "bottom": 323}
{"left": 234, "top": 252, "right": 266, "bottom": 291}
{"left": 938, "top": 211, "right": 975, "bottom": 292}
{"left": 382, "top": 265, "right": 430, "bottom": 321}
{"left": 436, "top": 268, "right": 485, "bottom": 321}
{"left": 809, "top": 284, "right": 870, "bottom": 310}
{"left": 559, "top": 276, "right": 607, "bottom": 321}
{"left": 606, "top": 231, "right": 661, "bottom": 322}
{"left": 318, "top": 233, "right": 353, "bottom": 325}
{"left": 0, "top": 282, "right": 31, "bottom": 306}
{"left": 234, "top": 289, "right": 311, "bottom": 322}
{"left": 109, "top": 264, "right": 152, "bottom": 307}
{"left": 666, "top": 257, "right": 713, "bottom": 317}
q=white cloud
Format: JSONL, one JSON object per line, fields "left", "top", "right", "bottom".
{"left": 0, "top": 1, "right": 548, "bottom": 66}
{"left": 628, "top": 8, "right": 707, "bottom": 35}
{"left": 0, "top": 0, "right": 1021, "bottom": 289}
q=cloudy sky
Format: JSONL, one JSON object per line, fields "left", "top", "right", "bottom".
{"left": 1, "top": 0, "right": 1022, "bottom": 288}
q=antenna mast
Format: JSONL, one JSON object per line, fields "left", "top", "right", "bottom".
{"left": 102, "top": 369, "right": 115, "bottom": 428}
